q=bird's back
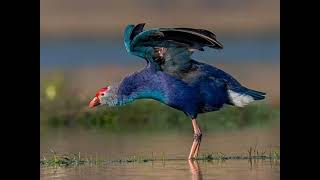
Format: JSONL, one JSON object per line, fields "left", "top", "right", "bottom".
{"left": 161, "top": 60, "right": 265, "bottom": 112}
{"left": 116, "top": 64, "right": 202, "bottom": 117}
{"left": 171, "top": 61, "right": 232, "bottom": 113}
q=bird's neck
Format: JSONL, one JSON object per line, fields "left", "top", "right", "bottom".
{"left": 107, "top": 65, "right": 166, "bottom": 107}
{"left": 104, "top": 85, "right": 139, "bottom": 107}
{"left": 107, "top": 86, "right": 166, "bottom": 107}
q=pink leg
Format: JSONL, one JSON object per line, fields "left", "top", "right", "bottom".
{"left": 188, "top": 119, "right": 202, "bottom": 160}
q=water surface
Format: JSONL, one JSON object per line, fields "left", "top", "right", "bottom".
{"left": 41, "top": 159, "right": 279, "bottom": 180}
{"left": 40, "top": 127, "right": 279, "bottom": 180}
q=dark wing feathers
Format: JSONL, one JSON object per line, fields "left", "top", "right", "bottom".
{"left": 158, "top": 30, "right": 210, "bottom": 51}
{"left": 174, "top": 28, "right": 217, "bottom": 39}
{"left": 129, "top": 23, "right": 145, "bottom": 40}
{"left": 160, "top": 28, "right": 223, "bottom": 49}
{"left": 126, "top": 23, "right": 224, "bottom": 76}
{"left": 129, "top": 24, "right": 223, "bottom": 52}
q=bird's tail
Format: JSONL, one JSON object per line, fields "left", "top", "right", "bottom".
{"left": 244, "top": 88, "right": 266, "bottom": 100}
{"left": 227, "top": 87, "right": 266, "bottom": 107}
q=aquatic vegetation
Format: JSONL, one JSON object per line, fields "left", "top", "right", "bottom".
{"left": 40, "top": 149, "right": 280, "bottom": 167}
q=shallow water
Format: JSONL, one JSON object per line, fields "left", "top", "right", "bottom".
{"left": 41, "top": 159, "right": 279, "bottom": 180}
{"left": 40, "top": 127, "right": 279, "bottom": 179}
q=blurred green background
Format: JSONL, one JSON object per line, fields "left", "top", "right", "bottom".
{"left": 40, "top": 0, "right": 279, "bottom": 133}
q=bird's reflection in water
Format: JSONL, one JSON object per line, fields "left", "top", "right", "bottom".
{"left": 188, "top": 160, "right": 203, "bottom": 180}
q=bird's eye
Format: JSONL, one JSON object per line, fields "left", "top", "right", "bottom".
{"left": 101, "top": 93, "right": 105, "bottom": 96}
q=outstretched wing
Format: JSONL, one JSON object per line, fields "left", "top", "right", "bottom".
{"left": 123, "top": 24, "right": 266, "bottom": 106}
{"left": 124, "top": 23, "right": 223, "bottom": 74}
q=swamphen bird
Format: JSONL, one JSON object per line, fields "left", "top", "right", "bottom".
{"left": 89, "top": 23, "right": 266, "bottom": 159}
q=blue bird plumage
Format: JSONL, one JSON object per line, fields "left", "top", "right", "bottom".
{"left": 112, "top": 23, "right": 265, "bottom": 118}
{"left": 89, "top": 23, "right": 266, "bottom": 159}
{"left": 90, "top": 23, "right": 266, "bottom": 119}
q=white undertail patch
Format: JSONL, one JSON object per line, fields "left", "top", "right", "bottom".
{"left": 228, "top": 90, "right": 254, "bottom": 107}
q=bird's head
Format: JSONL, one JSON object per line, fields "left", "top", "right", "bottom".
{"left": 89, "top": 86, "right": 112, "bottom": 108}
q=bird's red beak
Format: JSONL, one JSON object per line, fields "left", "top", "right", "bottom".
{"left": 89, "top": 97, "right": 100, "bottom": 108}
